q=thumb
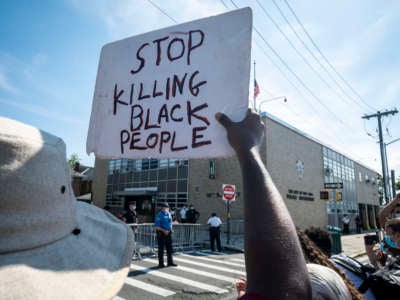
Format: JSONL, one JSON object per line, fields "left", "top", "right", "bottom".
{"left": 215, "top": 112, "right": 233, "bottom": 129}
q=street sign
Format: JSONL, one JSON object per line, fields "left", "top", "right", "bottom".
{"left": 324, "top": 182, "right": 343, "bottom": 189}
{"left": 222, "top": 184, "right": 236, "bottom": 201}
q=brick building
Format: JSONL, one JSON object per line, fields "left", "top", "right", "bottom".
{"left": 92, "top": 113, "right": 380, "bottom": 230}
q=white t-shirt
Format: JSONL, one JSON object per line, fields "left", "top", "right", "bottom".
{"left": 207, "top": 216, "right": 222, "bottom": 227}
{"left": 307, "top": 264, "right": 351, "bottom": 300}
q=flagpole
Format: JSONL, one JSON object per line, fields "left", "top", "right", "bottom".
{"left": 253, "top": 60, "right": 256, "bottom": 111}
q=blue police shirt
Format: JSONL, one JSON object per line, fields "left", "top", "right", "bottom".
{"left": 155, "top": 210, "right": 172, "bottom": 231}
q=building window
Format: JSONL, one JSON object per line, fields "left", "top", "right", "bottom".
{"left": 323, "top": 146, "right": 357, "bottom": 215}
{"left": 106, "top": 158, "right": 189, "bottom": 208}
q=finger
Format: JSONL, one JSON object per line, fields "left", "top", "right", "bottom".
{"left": 246, "top": 108, "right": 255, "bottom": 117}
{"left": 215, "top": 112, "right": 232, "bottom": 129}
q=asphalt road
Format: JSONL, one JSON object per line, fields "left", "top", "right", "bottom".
{"left": 115, "top": 233, "right": 373, "bottom": 300}
{"left": 116, "top": 250, "right": 244, "bottom": 300}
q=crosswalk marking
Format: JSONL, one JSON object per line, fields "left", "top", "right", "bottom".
{"left": 143, "top": 258, "right": 239, "bottom": 282}
{"left": 193, "top": 250, "right": 225, "bottom": 255}
{"left": 229, "top": 258, "right": 245, "bottom": 263}
{"left": 180, "top": 253, "right": 246, "bottom": 267}
{"left": 172, "top": 257, "right": 246, "bottom": 275}
{"left": 124, "top": 277, "right": 176, "bottom": 297}
{"left": 130, "top": 264, "right": 229, "bottom": 294}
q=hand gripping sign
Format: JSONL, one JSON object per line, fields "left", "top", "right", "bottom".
{"left": 86, "top": 8, "right": 252, "bottom": 159}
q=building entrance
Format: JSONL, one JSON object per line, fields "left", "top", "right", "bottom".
{"left": 124, "top": 196, "right": 155, "bottom": 223}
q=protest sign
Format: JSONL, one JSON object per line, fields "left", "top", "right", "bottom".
{"left": 86, "top": 7, "right": 252, "bottom": 159}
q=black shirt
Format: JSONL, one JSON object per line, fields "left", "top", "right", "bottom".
{"left": 124, "top": 209, "right": 137, "bottom": 224}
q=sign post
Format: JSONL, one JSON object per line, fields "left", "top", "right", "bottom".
{"left": 222, "top": 184, "right": 236, "bottom": 244}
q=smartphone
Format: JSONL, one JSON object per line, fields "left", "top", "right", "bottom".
{"left": 364, "top": 234, "right": 378, "bottom": 245}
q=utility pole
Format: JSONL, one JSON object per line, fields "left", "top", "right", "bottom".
{"left": 362, "top": 108, "right": 398, "bottom": 204}
{"left": 391, "top": 170, "right": 396, "bottom": 198}
{"left": 253, "top": 60, "right": 256, "bottom": 111}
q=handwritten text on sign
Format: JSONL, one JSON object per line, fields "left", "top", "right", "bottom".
{"left": 115, "top": 30, "right": 209, "bottom": 154}
{"left": 87, "top": 8, "right": 252, "bottom": 159}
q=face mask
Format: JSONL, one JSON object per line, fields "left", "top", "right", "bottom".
{"left": 385, "top": 235, "right": 398, "bottom": 248}
{"left": 165, "top": 208, "right": 169, "bottom": 213}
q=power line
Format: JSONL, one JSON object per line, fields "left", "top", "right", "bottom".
{"left": 270, "top": 0, "right": 367, "bottom": 112}
{"left": 283, "top": 0, "right": 377, "bottom": 112}
{"left": 147, "top": 0, "right": 357, "bottom": 155}
{"left": 229, "top": 0, "right": 345, "bottom": 124}
{"left": 146, "top": 0, "right": 178, "bottom": 24}
{"left": 219, "top": 0, "right": 229, "bottom": 10}
{"left": 254, "top": 39, "right": 353, "bottom": 151}
{"left": 255, "top": 0, "right": 356, "bottom": 109}
{"left": 253, "top": 26, "right": 345, "bottom": 124}
{"left": 230, "top": 0, "right": 364, "bottom": 154}
{"left": 253, "top": 39, "right": 321, "bottom": 117}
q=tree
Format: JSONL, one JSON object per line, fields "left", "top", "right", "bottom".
{"left": 68, "top": 153, "right": 81, "bottom": 170}
{"left": 396, "top": 177, "right": 400, "bottom": 191}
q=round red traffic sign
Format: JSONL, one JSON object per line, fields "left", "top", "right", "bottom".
{"left": 222, "top": 184, "right": 236, "bottom": 201}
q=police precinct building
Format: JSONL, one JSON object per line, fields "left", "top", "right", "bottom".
{"left": 92, "top": 112, "right": 380, "bottom": 231}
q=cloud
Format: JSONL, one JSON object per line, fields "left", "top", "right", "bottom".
{"left": 69, "top": 0, "right": 226, "bottom": 39}
{"left": 0, "top": 71, "right": 17, "bottom": 93}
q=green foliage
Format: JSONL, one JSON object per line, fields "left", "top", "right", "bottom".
{"left": 396, "top": 178, "right": 400, "bottom": 191}
{"left": 68, "top": 153, "right": 80, "bottom": 170}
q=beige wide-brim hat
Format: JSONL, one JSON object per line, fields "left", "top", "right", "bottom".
{"left": 0, "top": 117, "right": 134, "bottom": 299}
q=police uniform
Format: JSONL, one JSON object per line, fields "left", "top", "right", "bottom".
{"left": 154, "top": 203, "right": 176, "bottom": 267}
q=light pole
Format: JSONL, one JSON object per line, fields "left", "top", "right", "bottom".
{"left": 258, "top": 96, "right": 287, "bottom": 113}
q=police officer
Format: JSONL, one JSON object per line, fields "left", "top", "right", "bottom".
{"left": 207, "top": 212, "right": 222, "bottom": 252}
{"left": 124, "top": 201, "right": 137, "bottom": 224}
{"left": 154, "top": 202, "right": 177, "bottom": 268}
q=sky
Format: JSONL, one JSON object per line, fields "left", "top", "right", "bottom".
{"left": 0, "top": 0, "right": 399, "bottom": 182}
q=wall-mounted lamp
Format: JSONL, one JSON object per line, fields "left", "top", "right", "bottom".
{"left": 258, "top": 96, "right": 287, "bottom": 113}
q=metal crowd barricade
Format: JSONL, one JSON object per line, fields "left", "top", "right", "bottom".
{"left": 129, "top": 223, "right": 156, "bottom": 259}
{"left": 220, "top": 219, "right": 244, "bottom": 235}
{"left": 171, "top": 224, "right": 209, "bottom": 251}
{"left": 129, "top": 223, "right": 209, "bottom": 259}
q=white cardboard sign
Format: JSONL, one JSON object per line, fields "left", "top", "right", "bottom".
{"left": 86, "top": 8, "right": 252, "bottom": 159}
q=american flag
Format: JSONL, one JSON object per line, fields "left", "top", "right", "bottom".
{"left": 254, "top": 80, "right": 260, "bottom": 99}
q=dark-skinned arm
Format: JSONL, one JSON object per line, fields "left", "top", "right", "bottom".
{"left": 216, "top": 109, "right": 311, "bottom": 299}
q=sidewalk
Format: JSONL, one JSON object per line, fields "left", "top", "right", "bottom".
{"left": 222, "top": 232, "right": 368, "bottom": 258}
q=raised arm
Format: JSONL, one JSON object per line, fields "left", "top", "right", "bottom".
{"left": 216, "top": 109, "right": 311, "bottom": 299}
{"left": 379, "top": 193, "right": 400, "bottom": 228}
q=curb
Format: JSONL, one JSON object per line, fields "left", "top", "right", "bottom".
{"left": 222, "top": 244, "right": 244, "bottom": 253}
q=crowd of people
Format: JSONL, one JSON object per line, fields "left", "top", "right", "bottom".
{"left": 1, "top": 110, "right": 400, "bottom": 299}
